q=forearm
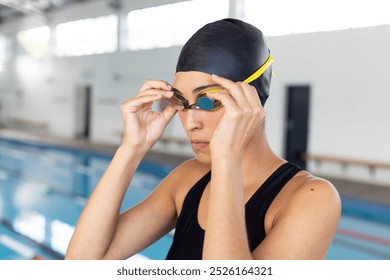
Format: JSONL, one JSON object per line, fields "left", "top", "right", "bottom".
{"left": 203, "top": 159, "right": 253, "bottom": 260}
{"left": 65, "top": 145, "right": 146, "bottom": 259}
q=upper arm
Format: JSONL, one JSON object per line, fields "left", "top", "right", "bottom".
{"left": 104, "top": 160, "right": 207, "bottom": 259}
{"left": 253, "top": 178, "right": 341, "bottom": 260}
{"left": 103, "top": 179, "right": 176, "bottom": 259}
{"left": 103, "top": 159, "right": 200, "bottom": 259}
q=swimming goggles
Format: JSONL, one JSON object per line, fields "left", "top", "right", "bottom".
{"left": 169, "top": 87, "right": 225, "bottom": 111}
{"left": 169, "top": 54, "right": 274, "bottom": 111}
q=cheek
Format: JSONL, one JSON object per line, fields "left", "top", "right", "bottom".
{"left": 178, "top": 111, "right": 186, "bottom": 124}
{"left": 208, "top": 109, "right": 224, "bottom": 129}
{"left": 177, "top": 109, "right": 225, "bottom": 128}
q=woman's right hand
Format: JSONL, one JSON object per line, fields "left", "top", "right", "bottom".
{"left": 120, "top": 80, "right": 177, "bottom": 153}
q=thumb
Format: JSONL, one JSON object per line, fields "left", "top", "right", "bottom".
{"left": 161, "top": 104, "right": 177, "bottom": 124}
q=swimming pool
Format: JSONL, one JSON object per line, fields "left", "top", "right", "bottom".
{"left": 0, "top": 136, "right": 389, "bottom": 260}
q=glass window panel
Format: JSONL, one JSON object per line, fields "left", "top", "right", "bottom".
{"left": 55, "top": 14, "right": 118, "bottom": 57}
{"left": 0, "top": 35, "right": 7, "bottom": 62}
{"left": 245, "top": 0, "right": 390, "bottom": 36}
{"left": 16, "top": 26, "right": 50, "bottom": 59}
{"left": 127, "top": 0, "right": 229, "bottom": 50}
{"left": 0, "top": 35, "right": 7, "bottom": 73}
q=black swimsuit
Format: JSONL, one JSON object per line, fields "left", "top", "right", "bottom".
{"left": 166, "top": 162, "right": 301, "bottom": 260}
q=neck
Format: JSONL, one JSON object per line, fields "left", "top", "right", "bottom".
{"left": 240, "top": 128, "right": 285, "bottom": 187}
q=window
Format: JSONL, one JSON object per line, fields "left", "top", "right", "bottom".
{"left": 55, "top": 15, "right": 118, "bottom": 57}
{"left": 0, "top": 35, "right": 7, "bottom": 63}
{"left": 0, "top": 35, "right": 7, "bottom": 72}
{"left": 245, "top": 0, "right": 390, "bottom": 36}
{"left": 16, "top": 26, "right": 50, "bottom": 59}
{"left": 127, "top": 0, "right": 229, "bottom": 50}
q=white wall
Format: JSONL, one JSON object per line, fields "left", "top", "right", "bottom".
{"left": 266, "top": 25, "right": 390, "bottom": 162}
{"left": 265, "top": 25, "right": 390, "bottom": 185}
{"left": 0, "top": 47, "right": 182, "bottom": 141}
{"left": 0, "top": 0, "right": 389, "bottom": 184}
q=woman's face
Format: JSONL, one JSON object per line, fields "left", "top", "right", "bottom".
{"left": 173, "top": 71, "right": 225, "bottom": 164}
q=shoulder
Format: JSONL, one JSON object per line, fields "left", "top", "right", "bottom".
{"left": 293, "top": 173, "right": 341, "bottom": 208}
{"left": 279, "top": 171, "right": 342, "bottom": 221}
{"left": 164, "top": 158, "right": 210, "bottom": 183}
{"left": 255, "top": 172, "right": 342, "bottom": 259}
{"left": 162, "top": 158, "right": 210, "bottom": 210}
{"left": 136, "top": 158, "right": 209, "bottom": 217}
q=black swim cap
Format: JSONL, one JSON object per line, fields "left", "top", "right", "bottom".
{"left": 176, "top": 18, "right": 272, "bottom": 105}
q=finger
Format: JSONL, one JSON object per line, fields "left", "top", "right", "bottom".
{"left": 211, "top": 75, "right": 250, "bottom": 107}
{"left": 237, "top": 83, "right": 266, "bottom": 122}
{"left": 139, "top": 80, "right": 172, "bottom": 92}
{"left": 161, "top": 103, "right": 177, "bottom": 123}
{"left": 121, "top": 93, "right": 164, "bottom": 112}
{"left": 237, "top": 82, "right": 262, "bottom": 108}
{"left": 206, "top": 89, "right": 239, "bottom": 111}
{"left": 137, "top": 88, "right": 174, "bottom": 98}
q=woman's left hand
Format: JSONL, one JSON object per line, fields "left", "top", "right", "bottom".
{"left": 207, "top": 75, "right": 266, "bottom": 160}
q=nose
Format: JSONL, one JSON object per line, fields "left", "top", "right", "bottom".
{"left": 180, "top": 109, "right": 204, "bottom": 132}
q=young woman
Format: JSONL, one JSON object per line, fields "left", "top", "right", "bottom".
{"left": 65, "top": 18, "right": 341, "bottom": 260}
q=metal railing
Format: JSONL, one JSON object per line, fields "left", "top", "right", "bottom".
{"left": 303, "top": 153, "right": 390, "bottom": 177}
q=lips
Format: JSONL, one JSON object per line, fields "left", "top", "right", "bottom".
{"left": 190, "top": 140, "right": 209, "bottom": 151}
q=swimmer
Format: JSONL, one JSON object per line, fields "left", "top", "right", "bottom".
{"left": 65, "top": 18, "right": 341, "bottom": 260}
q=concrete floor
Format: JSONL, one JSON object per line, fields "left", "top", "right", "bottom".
{"left": 1, "top": 128, "right": 389, "bottom": 206}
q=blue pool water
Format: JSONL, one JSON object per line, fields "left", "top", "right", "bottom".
{"left": 0, "top": 136, "right": 389, "bottom": 260}
{"left": 0, "top": 136, "right": 174, "bottom": 260}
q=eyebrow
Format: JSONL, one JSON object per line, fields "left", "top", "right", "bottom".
{"left": 172, "top": 84, "right": 221, "bottom": 96}
{"left": 193, "top": 84, "right": 221, "bottom": 93}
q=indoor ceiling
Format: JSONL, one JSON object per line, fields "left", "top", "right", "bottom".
{"left": 0, "top": 0, "right": 94, "bottom": 23}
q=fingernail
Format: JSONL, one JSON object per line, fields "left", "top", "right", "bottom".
{"left": 212, "top": 74, "right": 219, "bottom": 77}
{"left": 166, "top": 91, "right": 174, "bottom": 96}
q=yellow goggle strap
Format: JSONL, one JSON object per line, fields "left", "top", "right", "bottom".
{"left": 243, "top": 54, "right": 274, "bottom": 84}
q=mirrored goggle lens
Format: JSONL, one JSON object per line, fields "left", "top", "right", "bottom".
{"left": 169, "top": 88, "right": 224, "bottom": 111}
{"left": 169, "top": 94, "right": 185, "bottom": 110}
{"left": 197, "top": 96, "right": 216, "bottom": 111}
{"left": 197, "top": 88, "right": 224, "bottom": 111}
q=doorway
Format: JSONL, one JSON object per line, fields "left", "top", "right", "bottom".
{"left": 284, "top": 85, "right": 310, "bottom": 169}
{"left": 75, "top": 85, "right": 92, "bottom": 139}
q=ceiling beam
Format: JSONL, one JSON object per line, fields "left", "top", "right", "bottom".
{"left": 0, "top": 1, "right": 46, "bottom": 17}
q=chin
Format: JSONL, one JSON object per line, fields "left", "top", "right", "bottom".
{"left": 194, "top": 151, "right": 212, "bottom": 166}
